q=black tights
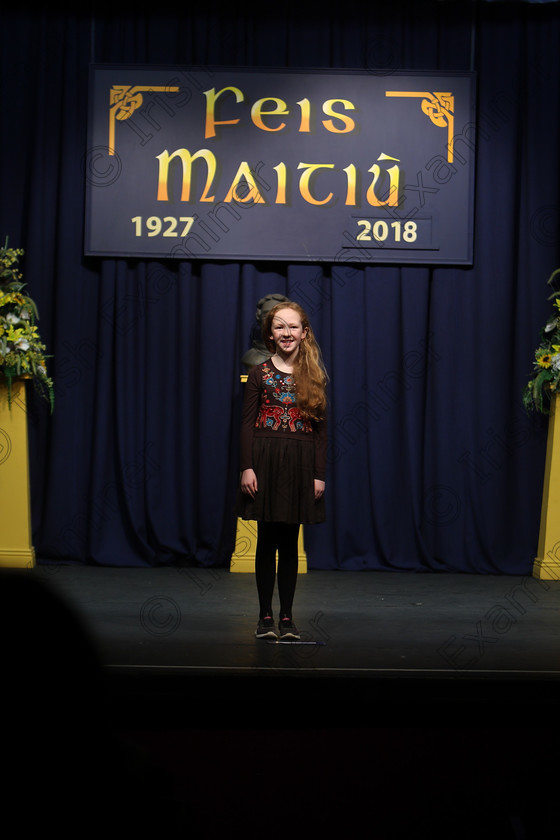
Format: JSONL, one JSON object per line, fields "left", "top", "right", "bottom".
{"left": 255, "top": 522, "right": 300, "bottom": 619}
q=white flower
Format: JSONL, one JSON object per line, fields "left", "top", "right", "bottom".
{"left": 6, "top": 312, "right": 21, "bottom": 325}
{"left": 551, "top": 354, "right": 560, "bottom": 372}
{"left": 16, "top": 339, "right": 29, "bottom": 351}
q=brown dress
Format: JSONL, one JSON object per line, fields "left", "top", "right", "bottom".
{"left": 236, "top": 358, "right": 327, "bottom": 524}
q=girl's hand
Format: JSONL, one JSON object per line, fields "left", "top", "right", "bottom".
{"left": 241, "top": 469, "right": 258, "bottom": 498}
{"left": 314, "top": 479, "right": 325, "bottom": 500}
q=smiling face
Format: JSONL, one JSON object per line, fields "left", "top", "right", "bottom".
{"left": 269, "top": 307, "right": 308, "bottom": 358}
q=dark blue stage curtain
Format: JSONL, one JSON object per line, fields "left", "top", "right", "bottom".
{"left": 1, "top": 2, "right": 559, "bottom": 572}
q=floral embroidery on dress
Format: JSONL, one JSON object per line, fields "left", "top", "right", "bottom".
{"left": 259, "top": 405, "right": 284, "bottom": 430}
{"left": 255, "top": 362, "right": 312, "bottom": 433}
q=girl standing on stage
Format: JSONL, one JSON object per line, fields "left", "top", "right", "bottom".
{"left": 237, "top": 301, "right": 328, "bottom": 640}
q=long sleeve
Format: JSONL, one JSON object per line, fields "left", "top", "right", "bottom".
{"left": 313, "top": 414, "right": 328, "bottom": 481}
{"left": 239, "top": 365, "right": 262, "bottom": 472}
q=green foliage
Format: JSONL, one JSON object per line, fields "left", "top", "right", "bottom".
{"left": 0, "top": 239, "right": 54, "bottom": 412}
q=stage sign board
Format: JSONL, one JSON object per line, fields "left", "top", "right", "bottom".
{"left": 85, "top": 65, "right": 476, "bottom": 265}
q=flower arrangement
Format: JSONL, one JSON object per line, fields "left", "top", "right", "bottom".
{"left": 0, "top": 239, "right": 54, "bottom": 411}
{"left": 523, "top": 268, "right": 560, "bottom": 415}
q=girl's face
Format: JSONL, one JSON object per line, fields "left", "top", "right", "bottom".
{"left": 270, "top": 307, "right": 308, "bottom": 357}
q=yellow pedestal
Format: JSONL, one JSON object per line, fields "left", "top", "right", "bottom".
{"left": 0, "top": 379, "right": 35, "bottom": 568}
{"left": 230, "top": 517, "right": 307, "bottom": 573}
{"left": 534, "top": 394, "right": 560, "bottom": 580}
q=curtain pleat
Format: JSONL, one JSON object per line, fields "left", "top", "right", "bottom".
{"left": 1, "top": 1, "right": 558, "bottom": 571}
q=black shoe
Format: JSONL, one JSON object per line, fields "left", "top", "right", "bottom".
{"left": 255, "top": 616, "right": 277, "bottom": 639}
{"left": 278, "top": 617, "right": 300, "bottom": 640}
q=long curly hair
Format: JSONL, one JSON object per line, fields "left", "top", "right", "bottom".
{"left": 262, "top": 301, "right": 328, "bottom": 422}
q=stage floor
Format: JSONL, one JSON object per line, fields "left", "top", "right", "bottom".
{"left": 4, "top": 564, "right": 560, "bottom": 837}
{"left": 15, "top": 563, "right": 560, "bottom": 724}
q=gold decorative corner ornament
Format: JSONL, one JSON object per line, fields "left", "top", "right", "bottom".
{"left": 109, "top": 84, "right": 180, "bottom": 154}
{"left": 385, "top": 90, "right": 455, "bottom": 162}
